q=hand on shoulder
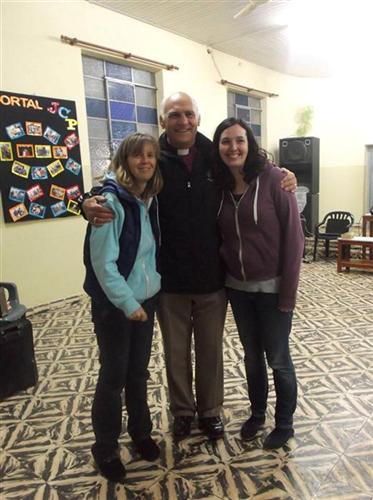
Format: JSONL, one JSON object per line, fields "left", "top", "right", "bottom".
{"left": 280, "top": 167, "right": 297, "bottom": 193}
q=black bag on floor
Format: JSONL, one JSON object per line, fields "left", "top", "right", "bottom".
{"left": 0, "top": 283, "right": 38, "bottom": 400}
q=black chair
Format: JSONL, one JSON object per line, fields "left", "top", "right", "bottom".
{"left": 313, "top": 211, "right": 354, "bottom": 261}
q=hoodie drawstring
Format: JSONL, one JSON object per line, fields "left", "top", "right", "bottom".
{"left": 253, "top": 177, "right": 259, "bottom": 225}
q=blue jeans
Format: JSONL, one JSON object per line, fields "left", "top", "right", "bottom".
{"left": 91, "top": 295, "right": 158, "bottom": 459}
{"left": 227, "top": 289, "right": 297, "bottom": 429}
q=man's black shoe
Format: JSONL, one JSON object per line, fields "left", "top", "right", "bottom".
{"left": 92, "top": 448, "right": 126, "bottom": 483}
{"left": 198, "top": 416, "right": 224, "bottom": 439}
{"left": 240, "top": 416, "right": 265, "bottom": 441}
{"left": 134, "top": 437, "right": 160, "bottom": 461}
{"left": 173, "top": 416, "right": 193, "bottom": 438}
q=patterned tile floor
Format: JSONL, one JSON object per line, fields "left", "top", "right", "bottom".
{"left": 1, "top": 261, "right": 372, "bottom": 499}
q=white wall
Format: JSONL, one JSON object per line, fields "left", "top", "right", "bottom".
{"left": 1, "top": 1, "right": 371, "bottom": 307}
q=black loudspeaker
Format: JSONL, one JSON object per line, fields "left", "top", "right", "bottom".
{"left": 279, "top": 137, "right": 320, "bottom": 232}
{"left": 0, "top": 317, "right": 38, "bottom": 399}
{"left": 279, "top": 137, "right": 320, "bottom": 194}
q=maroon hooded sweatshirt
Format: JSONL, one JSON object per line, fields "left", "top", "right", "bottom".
{"left": 217, "top": 163, "right": 304, "bottom": 311}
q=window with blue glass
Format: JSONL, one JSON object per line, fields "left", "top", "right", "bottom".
{"left": 82, "top": 56, "right": 158, "bottom": 182}
{"left": 227, "top": 91, "right": 262, "bottom": 145}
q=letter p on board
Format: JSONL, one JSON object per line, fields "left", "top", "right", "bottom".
{"left": 65, "top": 118, "right": 78, "bottom": 130}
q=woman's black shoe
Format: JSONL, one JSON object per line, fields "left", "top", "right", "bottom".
{"left": 92, "top": 448, "right": 126, "bottom": 483}
{"left": 263, "top": 427, "right": 294, "bottom": 449}
{"left": 134, "top": 437, "right": 160, "bottom": 461}
{"left": 240, "top": 416, "right": 265, "bottom": 441}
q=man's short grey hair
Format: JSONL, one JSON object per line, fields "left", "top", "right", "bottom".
{"left": 160, "top": 92, "right": 200, "bottom": 119}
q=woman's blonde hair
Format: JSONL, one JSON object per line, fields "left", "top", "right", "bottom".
{"left": 109, "top": 133, "right": 163, "bottom": 199}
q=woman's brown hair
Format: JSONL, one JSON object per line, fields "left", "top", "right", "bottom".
{"left": 109, "top": 133, "right": 163, "bottom": 199}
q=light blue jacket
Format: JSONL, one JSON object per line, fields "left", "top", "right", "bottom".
{"left": 89, "top": 191, "right": 161, "bottom": 317}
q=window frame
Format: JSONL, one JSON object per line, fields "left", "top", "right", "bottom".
{"left": 82, "top": 55, "right": 159, "bottom": 183}
{"left": 227, "top": 90, "right": 264, "bottom": 146}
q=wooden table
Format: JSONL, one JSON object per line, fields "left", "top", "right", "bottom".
{"left": 337, "top": 236, "right": 373, "bottom": 272}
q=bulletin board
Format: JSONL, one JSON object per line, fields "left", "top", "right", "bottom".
{"left": 0, "top": 91, "right": 84, "bottom": 223}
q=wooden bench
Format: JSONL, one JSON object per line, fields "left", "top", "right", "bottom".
{"left": 337, "top": 236, "right": 373, "bottom": 272}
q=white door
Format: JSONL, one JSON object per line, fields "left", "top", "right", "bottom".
{"left": 366, "top": 145, "right": 373, "bottom": 211}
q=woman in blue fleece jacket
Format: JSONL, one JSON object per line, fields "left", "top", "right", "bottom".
{"left": 213, "top": 118, "right": 304, "bottom": 450}
{"left": 83, "top": 133, "right": 163, "bottom": 483}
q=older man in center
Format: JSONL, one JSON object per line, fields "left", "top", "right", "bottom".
{"left": 156, "top": 92, "right": 226, "bottom": 439}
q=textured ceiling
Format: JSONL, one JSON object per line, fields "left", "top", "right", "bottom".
{"left": 87, "top": 0, "right": 369, "bottom": 78}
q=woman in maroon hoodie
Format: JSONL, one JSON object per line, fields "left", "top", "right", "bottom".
{"left": 213, "top": 118, "right": 304, "bottom": 449}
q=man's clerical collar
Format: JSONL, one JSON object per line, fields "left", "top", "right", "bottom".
{"left": 177, "top": 148, "right": 190, "bottom": 156}
{"left": 166, "top": 136, "right": 191, "bottom": 155}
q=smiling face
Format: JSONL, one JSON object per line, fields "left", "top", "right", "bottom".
{"left": 218, "top": 124, "right": 249, "bottom": 172}
{"left": 160, "top": 93, "right": 200, "bottom": 149}
{"left": 127, "top": 141, "right": 157, "bottom": 188}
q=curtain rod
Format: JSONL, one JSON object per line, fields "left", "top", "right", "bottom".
{"left": 61, "top": 35, "right": 179, "bottom": 71}
{"left": 221, "top": 79, "right": 278, "bottom": 98}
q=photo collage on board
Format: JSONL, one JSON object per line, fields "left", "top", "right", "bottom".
{"left": 0, "top": 92, "right": 84, "bottom": 223}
